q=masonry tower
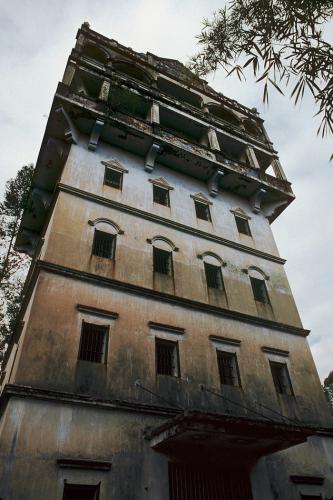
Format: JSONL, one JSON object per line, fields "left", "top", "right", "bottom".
{"left": 0, "top": 23, "right": 332, "bottom": 500}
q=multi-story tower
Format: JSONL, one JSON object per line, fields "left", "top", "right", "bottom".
{"left": 0, "top": 23, "right": 332, "bottom": 500}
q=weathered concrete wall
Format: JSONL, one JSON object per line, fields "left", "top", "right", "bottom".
{"left": 59, "top": 140, "right": 281, "bottom": 257}
{"left": 9, "top": 271, "right": 331, "bottom": 427}
{"left": 40, "top": 189, "right": 301, "bottom": 328}
{"left": 251, "top": 437, "right": 333, "bottom": 499}
{"left": 0, "top": 397, "right": 169, "bottom": 500}
{"left": 0, "top": 397, "right": 332, "bottom": 500}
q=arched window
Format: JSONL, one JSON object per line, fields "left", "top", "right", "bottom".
{"left": 82, "top": 43, "right": 109, "bottom": 65}
{"left": 248, "top": 267, "right": 270, "bottom": 304}
{"left": 157, "top": 77, "right": 203, "bottom": 108}
{"left": 242, "top": 119, "right": 263, "bottom": 138}
{"left": 112, "top": 61, "right": 153, "bottom": 85}
{"left": 207, "top": 104, "right": 240, "bottom": 126}
{"left": 88, "top": 218, "right": 123, "bottom": 259}
{"left": 147, "top": 236, "right": 178, "bottom": 277}
{"left": 200, "top": 252, "right": 225, "bottom": 291}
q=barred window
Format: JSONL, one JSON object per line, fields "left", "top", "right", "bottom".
{"left": 250, "top": 277, "right": 269, "bottom": 304}
{"left": 153, "top": 247, "right": 173, "bottom": 275}
{"left": 194, "top": 201, "right": 211, "bottom": 221}
{"left": 92, "top": 230, "right": 116, "bottom": 259}
{"left": 78, "top": 322, "right": 108, "bottom": 363}
{"left": 217, "top": 351, "right": 240, "bottom": 386}
{"left": 153, "top": 185, "right": 170, "bottom": 206}
{"left": 104, "top": 167, "right": 123, "bottom": 189}
{"left": 204, "top": 262, "right": 223, "bottom": 290}
{"left": 270, "top": 361, "right": 293, "bottom": 395}
{"left": 235, "top": 216, "right": 251, "bottom": 236}
{"left": 155, "top": 338, "right": 179, "bottom": 377}
{"left": 63, "top": 483, "right": 100, "bottom": 500}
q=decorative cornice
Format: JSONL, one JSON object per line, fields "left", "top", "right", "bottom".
{"left": 101, "top": 159, "right": 129, "bottom": 173}
{"left": 209, "top": 335, "right": 241, "bottom": 346}
{"left": 148, "top": 322, "right": 185, "bottom": 335}
{"left": 57, "top": 458, "right": 112, "bottom": 471}
{"left": 261, "top": 346, "right": 289, "bottom": 357}
{"left": 58, "top": 183, "right": 286, "bottom": 265}
{"left": 76, "top": 304, "right": 119, "bottom": 320}
{"left": 148, "top": 176, "right": 174, "bottom": 190}
{"left": 36, "top": 260, "right": 309, "bottom": 337}
{"left": 190, "top": 192, "right": 213, "bottom": 205}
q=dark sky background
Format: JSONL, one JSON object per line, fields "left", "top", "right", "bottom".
{"left": 0, "top": 0, "right": 332, "bottom": 380}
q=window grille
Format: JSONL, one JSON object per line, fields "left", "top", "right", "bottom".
{"left": 153, "top": 247, "right": 172, "bottom": 275}
{"left": 204, "top": 262, "right": 223, "bottom": 290}
{"left": 104, "top": 167, "right": 123, "bottom": 189}
{"left": 155, "top": 338, "right": 179, "bottom": 376}
{"left": 250, "top": 277, "right": 269, "bottom": 304}
{"left": 235, "top": 216, "right": 251, "bottom": 236}
{"left": 153, "top": 185, "right": 170, "bottom": 206}
{"left": 194, "top": 200, "right": 211, "bottom": 221}
{"left": 92, "top": 230, "right": 116, "bottom": 259}
{"left": 217, "top": 351, "right": 239, "bottom": 386}
{"left": 63, "top": 483, "right": 100, "bottom": 500}
{"left": 270, "top": 361, "right": 293, "bottom": 395}
{"left": 78, "top": 322, "right": 108, "bottom": 363}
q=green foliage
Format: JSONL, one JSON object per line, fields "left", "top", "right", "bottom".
{"left": 323, "top": 370, "right": 333, "bottom": 412}
{"left": 189, "top": 0, "right": 333, "bottom": 142}
{"left": 0, "top": 164, "right": 34, "bottom": 362}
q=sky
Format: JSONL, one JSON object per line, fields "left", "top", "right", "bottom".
{"left": 0, "top": 0, "right": 332, "bottom": 381}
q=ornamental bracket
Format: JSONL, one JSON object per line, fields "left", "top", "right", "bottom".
{"left": 88, "top": 119, "right": 105, "bottom": 151}
{"left": 55, "top": 106, "right": 79, "bottom": 144}
{"left": 250, "top": 187, "right": 267, "bottom": 214}
{"left": 145, "top": 142, "right": 162, "bottom": 173}
{"left": 208, "top": 168, "right": 225, "bottom": 198}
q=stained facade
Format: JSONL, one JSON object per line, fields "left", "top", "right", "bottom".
{"left": 0, "top": 23, "right": 332, "bottom": 500}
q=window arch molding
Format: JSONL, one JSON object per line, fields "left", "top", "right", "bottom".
{"left": 81, "top": 42, "right": 110, "bottom": 65}
{"left": 110, "top": 59, "right": 154, "bottom": 85}
{"left": 244, "top": 266, "right": 269, "bottom": 281}
{"left": 146, "top": 236, "right": 179, "bottom": 252}
{"left": 206, "top": 103, "right": 241, "bottom": 126}
{"left": 198, "top": 251, "right": 226, "bottom": 267}
{"left": 88, "top": 218, "right": 124, "bottom": 235}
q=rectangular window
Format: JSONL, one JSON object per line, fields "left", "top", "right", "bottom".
{"left": 155, "top": 338, "right": 179, "bottom": 377}
{"left": 153, "top": 185, "right": 170, "bottom": 206}
{"left": 250, "top": 277, "right": 269, "bottom": 304}
{"left": 78, "top": 322, "right": 108, "bottom": 363}
{"left": 270, "top": 361, "right": 293, "bottom": 395}
{"left": 63, "top": 483, "right": 100, "bottom": 500}
{"left": 104, "top": 167, "right": 123, "bottom": 189}
{"left": 235, "top": 216, "right": 251, "bottom": 236}
{"left": 204, "top": 262, "right": 223, "bottom": 290}
{"left": 153, "top": 247, "right": 173, "bottom": 275}
{"left": 217, "top": 351, "right": 240, "bottom": 386}
{"left": 194, "top": 201, "right": 211, "bottom": 221}
{"left": 92, "top": 230, "right": 116, "bottom": 259}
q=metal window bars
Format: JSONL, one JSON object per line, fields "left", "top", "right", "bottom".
{"left": 270, "top": 361, "right": 293, "bottom": 395}
{"left": 204, "top": 262, "right": 223, "bottom": 290}
{"left": 104, "top": 167, "right": 123, "bottom": 189}
{"left": 194, "top": 200, "right": 211, "bottom": 221}
{"left": 156, "top": 338, "right": 178, "bottom": 376}
{"left": 250, "top": 277, "right": 269, "bottom": 304}
{"left": 217, "top": 351, "right": 238, "bottom": 386}
{"left": 92, "top": 230, "right": 115, "bottom": 259}
{"left": 235, "top": 215, "right": 251, "bottom": 236}
{"left": 153, "top": 247, "right": 172, "bottom": 275}
{"left": 153, "top": 185, "right": 170, "bottom": 206}
{"left": 78, "top": 322, "right": 108, "bottom": 363}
